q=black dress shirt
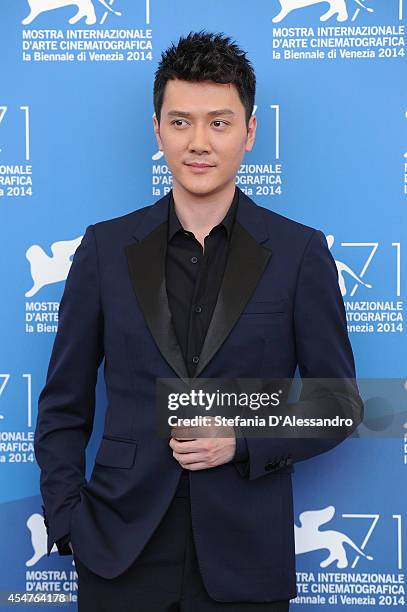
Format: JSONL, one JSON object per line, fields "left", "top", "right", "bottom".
{"left": 55, "top": 187, "right": 249, "bottom": 555}
{"left": 166, "top": 187, "right": 237, "bottom": 377}
{"left": 165, "top": 186, "right": 248, "bottom": 472}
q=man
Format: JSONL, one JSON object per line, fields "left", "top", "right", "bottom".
{"left": 34, "top": 30, "right": 363, "bottom": 611}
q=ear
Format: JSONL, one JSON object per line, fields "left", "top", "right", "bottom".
{"left": 245, "top": 114, "right": 257, "bottom": 153}
{"left": 152, "top": 113, "right": 163, "bottom": 151}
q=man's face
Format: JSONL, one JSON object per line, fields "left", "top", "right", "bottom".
{"left": 153, "top": 79, "right": 256, "bottom": 197}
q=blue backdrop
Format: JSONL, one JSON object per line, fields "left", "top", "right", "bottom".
{"left": 1, "top": 0, "right": 406, "bottom": 609}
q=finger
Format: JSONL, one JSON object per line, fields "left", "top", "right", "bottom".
{"left": 172, "top": 441, "right": 204, "bottom": 454}
{"left": 171, "top": 425, "right": 212, "bottom": 439}
{"left": 181, "top": 461, "right": 210, "bottom": 471}
{"left": 169, "top": 437, "right": 196, "bottom": 449}
{"left": 170, "top": 436, "right": 205, "bottom": 450}
{"left": 173, "top": 451, "right": 207, "bottom": 466}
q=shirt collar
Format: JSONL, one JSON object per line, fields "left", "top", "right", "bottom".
{"left": 167, "top": 186, "right": 239, "bottom": 243}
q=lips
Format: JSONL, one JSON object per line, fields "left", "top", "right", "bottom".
{"left": 185, "top": 163, "right": 215, "bottom": 173}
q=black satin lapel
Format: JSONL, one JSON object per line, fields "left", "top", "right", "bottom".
{"left": 194, "top": 222, "right": 272, "bottom": 378}
{"left": 125, "top": 223, "right": 190, "bottom": 381}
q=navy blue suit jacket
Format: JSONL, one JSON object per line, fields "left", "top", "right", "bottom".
{"left": 34, "top": 187, "right": 363, "bottom": 602}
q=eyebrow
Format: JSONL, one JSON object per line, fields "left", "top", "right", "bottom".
{"left": 167, "top": 109, "right": 236, "bottom": 118}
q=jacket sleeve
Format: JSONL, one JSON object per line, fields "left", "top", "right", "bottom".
{"left": 234, "top": 229, "right": 363, "bottom": 480}
{"left": 232, "top": 425, "right": 249, "bottom": 465}
{"left": 55, "top": 532, "right": 72, "bottom": 556}
{"left": 34, "top": 224, "right": 104, "bottom": 555}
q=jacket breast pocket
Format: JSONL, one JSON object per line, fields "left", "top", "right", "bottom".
{"left": 94, "top": 436, "right": 138, "bottom": 469}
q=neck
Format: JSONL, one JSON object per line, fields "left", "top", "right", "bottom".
{"left": 171, "top": 180, "right": 236, "bottom": 238}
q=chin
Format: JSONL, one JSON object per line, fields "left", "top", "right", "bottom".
{"left": 176, "top": 178, "right": 224, "bottom": 197}
{"left": 190, "top": 187, "right": 220, "bottom": 198}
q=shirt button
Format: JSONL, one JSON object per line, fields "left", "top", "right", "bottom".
{"left": 192, "top": 355, "right": 200, "bottom": 364}
{"left": 194, "top": 305, "right": 202, "bottom": 313}
{"left": 190, "top": 256, "right": 198, "bottom": 264}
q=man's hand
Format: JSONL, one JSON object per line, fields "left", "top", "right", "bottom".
{"left": 169, "top": 417, "right": 236, "bottom": 470}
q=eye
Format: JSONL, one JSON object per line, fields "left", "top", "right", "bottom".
{"left": 171, "top": 119, "right": 188, "bottom": 127}
{"left": 212, "top": 120, "right": 228, "bottom": 128}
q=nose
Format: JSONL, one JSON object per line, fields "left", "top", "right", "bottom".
{"left": 188, "top": 123, "right": 211, "bottom": 154}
